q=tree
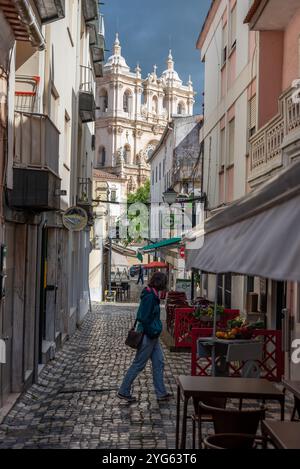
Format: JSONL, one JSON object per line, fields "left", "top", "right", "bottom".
{"left": 127, "top": 179, "right": 150, "bottom": 205}
{"left": 118, "top": 180, "right": 150, "bottom": 246}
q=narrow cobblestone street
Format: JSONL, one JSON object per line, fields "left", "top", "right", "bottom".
{"left": 0, "top": 304, "right": 191, "bottom": 449}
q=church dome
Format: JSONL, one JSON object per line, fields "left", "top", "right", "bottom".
{"left": 161, "top": 50, "right": 182, "bottom": 85}
{"left": 104, "top": 33, "right": 130, "bottom": 72}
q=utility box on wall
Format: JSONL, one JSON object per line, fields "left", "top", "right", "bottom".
{"left": 9, "top": 168, "right": 61, "bottom": 211}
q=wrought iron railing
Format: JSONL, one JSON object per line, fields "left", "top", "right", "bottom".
{"left": 78, "top": 178, "right": 92, "bottom": 204}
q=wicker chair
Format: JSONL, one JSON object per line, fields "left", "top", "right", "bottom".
{"left": 197, "top": 402, "right": 266, "bottom": 449}
{"left": 204, "top": 433, "right": 257, "bottom": 449}
{"left": 191, "top": 397, "right": 227, "bottom": 449}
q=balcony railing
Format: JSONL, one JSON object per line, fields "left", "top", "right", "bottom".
{"left": 82, "top": 0, "right": 98, "bottom": 22}
{"left": 249, "top": 87, "right": 300, "bottom": 183}
{"left": 34, "top": 0, "right": 65, "bottom": 24}
{"left": 79, "top": 65, "right": 95, "bottom": 94}
{"left": 79, "top": 66, "right": 96, "bottom": 123}
{"left": 15, "top": 75, "right": 40, "bottom": 113}
{"left": 14, "top": 111, "right": 60, "bottom": 175}
{"left": 77, "top": 178, "right": 93, "bottom": 205}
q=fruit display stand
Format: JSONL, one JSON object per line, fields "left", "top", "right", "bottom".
{"left": 191, "top": 328, "right": 284, "bottom": 382}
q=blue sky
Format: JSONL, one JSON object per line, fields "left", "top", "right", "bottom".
{"left": 101, "top": 0, "right": 212, "bottom": 115}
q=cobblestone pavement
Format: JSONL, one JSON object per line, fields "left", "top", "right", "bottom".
{"left": 0, "top": 304, "right": 191, "bottom": 449}
{"left": 0, "top": 303, "right": 294, "bottom": 449}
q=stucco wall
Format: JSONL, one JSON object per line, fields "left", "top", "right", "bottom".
{"left": 282, "top": 8, "right": 300, "bottom": 91}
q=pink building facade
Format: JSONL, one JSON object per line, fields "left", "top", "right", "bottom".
{"left": 197, "top": 0, "right": 300, "bottom": 379}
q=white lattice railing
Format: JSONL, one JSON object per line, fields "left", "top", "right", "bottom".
{"left": 249, "top": 87, "right": 300, "bottom": 182}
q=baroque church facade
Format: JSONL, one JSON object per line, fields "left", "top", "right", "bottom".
{"left": 95, "top": 34, "right": 195, "bottom": 193}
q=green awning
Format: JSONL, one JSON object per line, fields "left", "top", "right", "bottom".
{"left": 140, "top": 237, "right": 182, "bottom": 252}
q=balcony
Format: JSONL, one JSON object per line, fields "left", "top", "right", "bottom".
{"left": 248, "top": 87, "right": 300, "bottom": 184}
{"left": 77, "top": 178, "right": 94, "bottom": 225}
{"left": 82, "top": 0, "right": 98, "bottom": 22}
{"left": 245, "top": 0, "right": 300, "bottom": 31}
{"left": 34, "top": 0, "right": 65, "bottom": 24}
{"left": 8, "top": 111, "right": 61, "bottom": 211}
{"left": 79, "top": 66, "right": 96, "bottom": 123}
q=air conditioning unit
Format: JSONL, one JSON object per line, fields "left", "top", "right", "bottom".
{"left": 247, "top": 292, "right": 258, "bottom": 313}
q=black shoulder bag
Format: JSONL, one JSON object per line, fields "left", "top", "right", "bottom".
{"left": 125, "top": 319, "right": 144, "bottom": 349}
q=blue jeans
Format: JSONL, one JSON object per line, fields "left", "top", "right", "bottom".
{"left": 119, "top": 335, "right": 167, "bottom": 398}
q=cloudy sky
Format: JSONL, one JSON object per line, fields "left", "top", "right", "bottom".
{"left": 102, "top": 0, "right": 212, "bottom": 115}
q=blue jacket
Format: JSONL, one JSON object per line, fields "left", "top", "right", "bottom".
{"left": 136, "top": 287, "right": 162, "bottom": 339}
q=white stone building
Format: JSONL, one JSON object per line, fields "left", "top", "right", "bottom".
{"left": 89, "top": 169, "right": 128, "bottom": 301}
{"left": 148, "top": 115, "right": 203, "bottom": 290}
{"left": 95, "top": 34, "right": 195, "bottom": 192}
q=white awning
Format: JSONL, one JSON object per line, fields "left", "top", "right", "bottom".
{"left": 186, "top": 160, "right": 300, "bottom": 282}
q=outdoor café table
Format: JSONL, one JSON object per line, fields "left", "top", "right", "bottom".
{"left": 262, "top": 420, "right": 300, "bottom": 449}
{"left": 176, "top": 376, "right": 285, "bottom": 449}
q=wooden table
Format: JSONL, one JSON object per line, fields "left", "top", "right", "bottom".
{"left": 262, "top": 420, "right": 300, "bottom": 449}
{"left": 282, "top": 380, "right": 300, "bottom": 421}
{"left": 176, "top": 376, "right": 285, "bottom": 449}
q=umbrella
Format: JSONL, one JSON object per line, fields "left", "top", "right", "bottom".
{"left": 142, "top": 261, "right": 169, "bottom": 269}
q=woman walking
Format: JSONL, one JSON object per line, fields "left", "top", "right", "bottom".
{"left": 118, "top": 272, "right": 172, "bottom": 403}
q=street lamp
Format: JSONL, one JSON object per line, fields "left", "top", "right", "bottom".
{"left": 162, "top": 187, "right": 178, "bottom": 205}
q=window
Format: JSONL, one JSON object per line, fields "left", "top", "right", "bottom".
{"left": 222, "top": 24, "right": 228, "bottom": 66}
{"left": 217, "top": 273, "right": 232, "bottom": 308}
{"left": 110, "top": 190, "right": 117, "bottom": 202}
{"left": 217, "top": 274, "right": 223, "bottom": 305}
{"left": 98, "top": 147, "right": 106, "bottom": 167}
{"left": 163, "top": 158, "right": 166, "bottom": 176}
{"left": 159, "top": 162, "right": 161, "bottom": 181}
{"left": 220, "top": 127, "right": 226, "bottom": 168}
{"left": 230, "top": 4, "right": 237, "bottom": 49}
{"left": 247, "top": 276, "right": 255, "bottom": 293}
{"left": 64, "top": 112, "right": 71, "bottom": 167}
{"left": 123, "top": 90, "right": 132, "bottom": 113}
{"left": 177, "top": 102, "right": 185, "bottom": 115}
{"left": 248, "top": 95, "right": 257, "bottom": 137}
{"left": 228, "top": 118, "right": 235, "bottom": 165}
{"left": 152, "top": 170, "right": 154, "bottom": 186}
{"left": 155, "top": 166, "right": 158, "bottom": 183}
{"left": 99, "top": 88, "right": 108, "bottom": 112}
{"left": 224, "top": 274, "right": 232, "bottom": 309}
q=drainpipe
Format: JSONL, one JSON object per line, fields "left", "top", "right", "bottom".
{"left": 12, "top": 0, "right": 46, "bottom": 51}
